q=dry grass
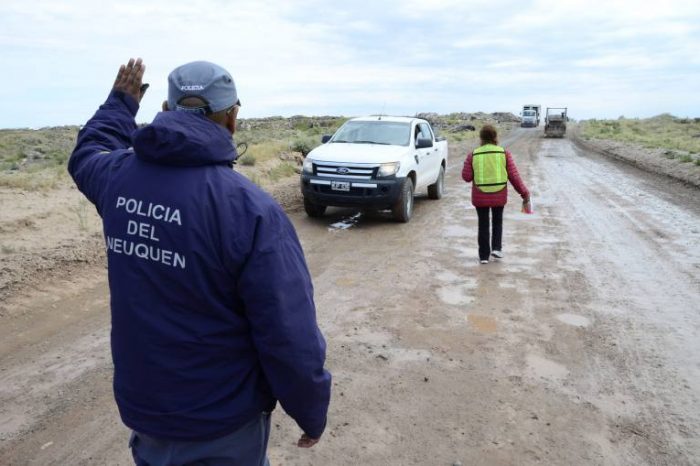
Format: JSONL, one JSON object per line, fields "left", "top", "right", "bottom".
{"left": 267, "top": 162, "right": 298, "bottom": 183}
{"left": 233, "top": 117, "right": 345, "bottom": 187}
{"left": 0, "top": 166, "right": 66, "bottom": 190}
{"left": 0, "top": 120, "right": 328, "bottom": 191}
{"left": 581, "top": 115, "right": 700, "bottom": 156}
{"left": 0, "top": 127, "right": 76, "bottom": 190}
{"left": 237, "top": 153, "right": 257, "bottom": 166}
{"left": 242, "top": 141, "right": 289, "bottom": 165}
{"left": 0, "top": 114, "right": 515, "bottom": 192}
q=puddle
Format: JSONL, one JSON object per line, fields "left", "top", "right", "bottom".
{"left": 443, "top": 225, "right": 471, "bottom": 237}
{"left": 437, "top": 285, "right": 474, "bottom": 306}
{"left": 329, "top": 213, "right": 362, "bottom": 230}
{"left": 468, "top": 314, "right": 497, "bottom": 333}
{"left": 503, "top": 256, "right": 540, "bottom": 266}
{"left": 436, "top": 270, "right": 462, "bottom": 283}
{"left": 526, "top": 354, "right": 569, "bottom": 380}
{"left": 435, "top": 271, "right": 477, "bottom": 287}
{"left": 556, "top": 313, "right": 591, "bottom": 327}
{"left": 527, "top": 235, "right": 561, "bottom": 246}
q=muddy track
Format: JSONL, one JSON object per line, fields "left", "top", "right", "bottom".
{"left": 1, "top": 129, "right": 699, "bottom": 465}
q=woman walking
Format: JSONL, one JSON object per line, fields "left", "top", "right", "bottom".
{"left": 462, "top": 124, "right": 530, "bottom": 264}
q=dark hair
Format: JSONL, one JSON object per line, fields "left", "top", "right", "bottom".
{"left": 479, "top": 124, "right": 498, "bottom": 145}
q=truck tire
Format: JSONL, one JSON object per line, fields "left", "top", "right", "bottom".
{"left": 303, "top": 197, "right": 327, "bottom": 217}
{"left": 427, "top": 165, "right": 445, "bottom": 200}
{"left": 392, "top": 178, "right": 414, "bottom": 223}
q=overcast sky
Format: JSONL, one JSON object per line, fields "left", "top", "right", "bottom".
{"left": 1, "top": 0, "right": 698, "bottom": 128}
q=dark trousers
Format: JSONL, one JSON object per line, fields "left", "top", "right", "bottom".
{"left": 475, "top": 206, "right": 504, "bottom": 260}
{"left": 130, "top": 413, "right": 271, "bottom": 466}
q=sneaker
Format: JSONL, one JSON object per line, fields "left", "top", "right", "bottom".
{"left": 491, "top": 250, "right": 503, "bottom": 259}
{"left": 480, "top": 259, "right": 489, "bottom": 264}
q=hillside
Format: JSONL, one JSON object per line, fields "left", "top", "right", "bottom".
{"left": 580, "top": 115, "right": 700, "bottom": 163}
{"left": 0, "top": 112, "right": 520, "bottom": 191}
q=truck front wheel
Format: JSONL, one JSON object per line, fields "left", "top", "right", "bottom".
{"left": 303, "top": 197, "right": 327, "bottom": 217}
{"left": 427, "top": 166, "right": 445, "bottom": 200}
{"left": 392, "top": 178, "right": 414, "bottom": 223}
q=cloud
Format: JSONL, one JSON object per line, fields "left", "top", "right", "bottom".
{"left": 0, "top": 0, "right": 698, "bottom": 127}
{"left": 573, "top": 53, "right": 659, "bottom": 70}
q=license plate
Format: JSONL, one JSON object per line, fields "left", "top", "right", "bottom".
{"left": 331, "top": 181, "right": 350, "bottom": 191}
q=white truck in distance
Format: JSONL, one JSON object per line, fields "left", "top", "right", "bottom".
{"left": 301, "top": 116, "right": 448, "bottom": 222}
{"left": 521, "top": 104, "right": 541, "bottom": 127}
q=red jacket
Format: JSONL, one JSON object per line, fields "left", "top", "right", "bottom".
{"left": 462, "top": 150, "right": 529, "bottom": 207}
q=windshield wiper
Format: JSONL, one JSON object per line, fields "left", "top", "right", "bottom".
{"left": 332, "top": 139, "right": 350, "bottom": 143}
{"left": 353, "top": 140, "right": 391, "bottom": 145}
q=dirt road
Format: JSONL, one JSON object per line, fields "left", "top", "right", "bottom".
{"left": 1, "top": 128, "right": 699, "bottom": 465}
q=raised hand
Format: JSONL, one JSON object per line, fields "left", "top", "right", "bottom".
{"left": 113, "top": 58, "right": 147, "bottom": 103}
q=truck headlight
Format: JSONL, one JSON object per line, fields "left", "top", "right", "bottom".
{"left": 378, "top": 162, "right": 400, "bottom": 177}
{"left": 302, "top": 158, "right": 314, "bottom": 174}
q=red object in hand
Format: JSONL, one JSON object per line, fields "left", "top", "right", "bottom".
{"left": 522, "top": 199, "right": 533, "bottom": 214}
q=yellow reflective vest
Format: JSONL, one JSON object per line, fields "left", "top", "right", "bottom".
{"left": 473, "top": 144, "right": 507, "bottom": 193}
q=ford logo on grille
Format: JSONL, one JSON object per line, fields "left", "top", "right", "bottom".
{"left": 336, "top": 167, "right": 350, "bottom": 175}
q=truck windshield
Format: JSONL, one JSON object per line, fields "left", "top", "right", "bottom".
{"left": 523, "top": 111, "right": 535, "bottom": 116}
{"left": 332, "top": 121, "right": 411, "bottom": 146}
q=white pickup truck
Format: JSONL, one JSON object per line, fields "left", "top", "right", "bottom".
{"left": 300, "top": 116, "right": 448, "bottom": 222}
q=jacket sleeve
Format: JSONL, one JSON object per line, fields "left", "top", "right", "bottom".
{"left": 505, "top": 151, "right": 530, "bottom": 200}
{"left": 67, "top": 90, "right": 139, "bottom": 211}
{"left": 461, "top": 153, "right": 474, "bottom": 182}
{"left": 237, "top": 206, "right": 331, "bottom": 439}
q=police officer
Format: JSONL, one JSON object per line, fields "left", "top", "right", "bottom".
{"left": 69, "top": 58, "right": 331, "bottom": 465}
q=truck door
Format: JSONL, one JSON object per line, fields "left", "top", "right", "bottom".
{"left": 414, "top": 122, "right": 439, "bottom": 188}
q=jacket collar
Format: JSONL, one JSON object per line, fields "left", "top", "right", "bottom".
{"left": 132, "top": 111, "right": 237, "bottom": 167}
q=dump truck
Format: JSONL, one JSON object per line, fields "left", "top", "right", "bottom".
{"left": 521, "top": 104, "right": 541, "bottom": 127}
{"left": 544, "top": 107, "right": 568, "bottom": 137}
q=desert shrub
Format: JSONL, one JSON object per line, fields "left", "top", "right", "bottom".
{"left": 70, "top": 198, "right": 90, "bottom": 231}
{"left": 446, "top": 132, "right": 466, "bottom": 143}
{"left": 238, "top": 154, "right": 257, "bottom": 166}
{"left": 0, "top": 169, "right": 63, "bottom": 190}
{"left": 268, "top": 162, "right": 297, "bottom": 182}
{"left": 290, "top": 139, "right": 316, "bottom": 157}
{"left": 291, "top": 119, "right": 312, "bottom": 131}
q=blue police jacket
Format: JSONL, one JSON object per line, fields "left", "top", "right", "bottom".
{"left": 68, "top": 90, "right": 331, "bottom": 441}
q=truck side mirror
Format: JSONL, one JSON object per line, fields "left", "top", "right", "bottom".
{"left": 416, "top": 138, "right": 433, "bottom": 149}
{"left": 321, "top": 135, "right": 332, "bottom": 144}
